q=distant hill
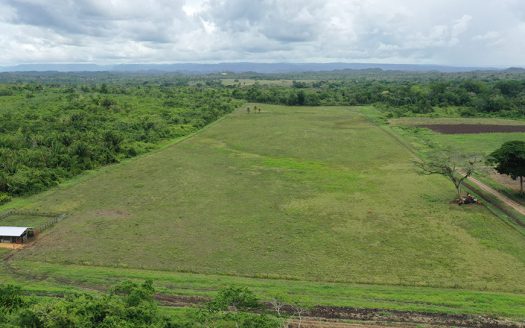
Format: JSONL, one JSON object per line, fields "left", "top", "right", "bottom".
{"left": 0, "top": 62, "right": 508, "bottom": 74}
{"left": 504, "top": 67, "right": 525, "bottom": 73}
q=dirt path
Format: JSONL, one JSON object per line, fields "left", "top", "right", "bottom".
{"left": 376, "top": 123, "right": 525, "bottom": 225}
{"left": 466, "top": 175, "right": 525, "bottom": 218}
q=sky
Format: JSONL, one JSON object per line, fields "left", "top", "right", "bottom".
{"left": 0, "top": 0, "right": 524, "bottom": 67}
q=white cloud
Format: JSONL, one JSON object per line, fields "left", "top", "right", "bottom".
{"left": 0, "top": 0, "right": 524, "bottom": 66}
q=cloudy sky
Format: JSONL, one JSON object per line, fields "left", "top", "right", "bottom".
{"left": 1, "top": 0, "right": 524, "bottom": 66}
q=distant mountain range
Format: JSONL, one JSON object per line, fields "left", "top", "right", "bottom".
{"left": 0, "top": 62, "right": 514, "bottom": 73}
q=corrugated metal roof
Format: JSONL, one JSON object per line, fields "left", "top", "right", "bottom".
{"left": 0, "top": 227, "right": 30, "bottom": 237}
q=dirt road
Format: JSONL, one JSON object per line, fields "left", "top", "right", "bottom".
{"left": 466, "top": 175, "right": 525, "bottom": 218}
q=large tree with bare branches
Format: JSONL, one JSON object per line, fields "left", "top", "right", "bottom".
{"left": 415, "top": 151, "right": 483, "bottom": 199}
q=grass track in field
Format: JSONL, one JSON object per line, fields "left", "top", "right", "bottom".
{"left": 7, "top": 105, "right": 525, "bottom": 293}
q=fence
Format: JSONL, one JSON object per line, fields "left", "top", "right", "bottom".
{"left": 35, "top": 213, "right": 67, "bottom": 234}
{"left": 0, "top": 209, "right": 68, "bottom": 237}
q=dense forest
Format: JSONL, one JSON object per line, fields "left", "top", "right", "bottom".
{"left": 1, "top": 71, "right": 525, "bottom": 201}
{"left": 0, "top": 80, "right": 241, "bottom": 202}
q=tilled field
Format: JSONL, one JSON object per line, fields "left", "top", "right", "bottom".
{"left": 419, "top": 124, "right": 525, "bottom": 134}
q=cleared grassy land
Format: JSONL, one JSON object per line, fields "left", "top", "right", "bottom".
{"left": 390, "top": 117, "right": 525, "bottom": 155}
{"left": 6, "top": 105, "right": 525, "bottom": 293}
{"left": 4, "top": 260, "right": 525, "bottom": 319}
{"left": 391, "top": 116, "right": 525, "bottom": 206}
{"left": 391, "top": 117, "right": 525, "bottom": 127}
{"left": 0, "top": 214, "right": 52, "bottom": 227}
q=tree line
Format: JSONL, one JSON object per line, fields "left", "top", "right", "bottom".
{"left": 231, "top": 79, "right": 525, "bottom": 117}
{"left": 0, "top": 282, "right": 286, "bottom": 327}
{"left": 0, "top": 83, "right": 241, "bottom": 202}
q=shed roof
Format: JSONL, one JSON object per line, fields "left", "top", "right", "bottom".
{"left": 0, "top": 227, "right": 30, "bottom": 237}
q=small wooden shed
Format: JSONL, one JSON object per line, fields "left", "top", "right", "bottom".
{"left": 0, "top": 227, "right": 33, "bottom": 244}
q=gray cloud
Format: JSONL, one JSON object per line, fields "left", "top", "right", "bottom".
{"left": 0, "top": 0, "right": 524, "bottom": 66}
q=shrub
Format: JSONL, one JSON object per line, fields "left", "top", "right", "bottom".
{"left": 207, "top": 286, "right": 259, "bottom": 312}
{"left": 0, "top": 285, "right": 24, "bottom": 313}
{"left": 0, "top": 193, "right": 11, "bottom": 205}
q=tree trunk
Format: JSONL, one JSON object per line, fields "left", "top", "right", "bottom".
{"left": 456, "top": 184, "right": 462, "bottom": 199}
{"left": 521, "top": 176, "right": 523, "bottom": 195}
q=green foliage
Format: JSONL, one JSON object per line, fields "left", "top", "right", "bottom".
{"left": 0, "top": 83, "right": 241, "bottom": 198}
{"left": 0, "top": 285, "right": 24, "bottom": 313}
{"left": 207, "top": 286, "right": 259, "bottom": 312}
{"left": 200, "top": 287, "right": 280, "bottom": 328}
{"left": 1, "top": 74, "right": 525, "bottom": 199}
{"left": 0, "top": 193, "right": 11, "bottom": 205}
{"left": 229, "top": 313, "right": 281, "bottom": 328}
{"left": 231, "top": 77, "right": 525, "bottom": 118}
{"left": 488, "top": 141, "right": 525, "bottom": 179}
{"left": 110, "top": 280, "right": 155, "bottom": 307}
{"left": 488, "top": 140, "right": 525, "bottom": 192}
{"left": 0, "top": 282, "right": 280, "bottom": 328}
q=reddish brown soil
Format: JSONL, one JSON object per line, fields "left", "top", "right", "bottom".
{"left": 419, "top": 124, "right": 525, "bottom": 134}
{"left": 287, "top": 318, "right": 409, "bottom": 328}
{"left": 278, "top": 305, "right": 524, "bottom": 328}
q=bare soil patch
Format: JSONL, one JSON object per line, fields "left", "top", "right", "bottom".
{"left": 286, "top": 306, "right": 524, "bottom": 328}
{"left": 287, "top": 318, "right": 410, "bottom": 328}
{"left": 0, "top": 243, "right": 24, "bottom": 250}
{"left": 419, "top": 124, "right": 525, "bottom": 134}
{"left": 153, "top": 296, "right": 525, "bottom": 327}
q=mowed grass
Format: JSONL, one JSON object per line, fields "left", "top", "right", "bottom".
{"left": 9, "top": 105, "right": 525, "bottom": 292}
{"left": 0, "top": 215, "right": 52, "bottom": 227}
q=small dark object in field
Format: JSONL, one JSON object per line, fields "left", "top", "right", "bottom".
{"left": 457, "top": 193, "right": 478, "bottom": 205}
{"left": 419, "top": 124, "right": 525, "bottom": 134}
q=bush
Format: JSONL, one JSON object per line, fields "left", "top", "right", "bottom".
{"left": 207, "top": 286, "right": 259, "bottom": 312}
{"left": 0, "top": 282, "right": 284, "bottom": 328}
{"left": 0, "top": 193, "right": 11, "bottom": 205}
{"left": 0, "top": 285, "right": 24, "bottom": 313}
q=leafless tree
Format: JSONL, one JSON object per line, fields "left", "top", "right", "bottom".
{"left": 291, "top": 304, "right": 307, "bottom": 328}
{"left": 415, "top": 150, "right": 483, "bottom": 199}
{"left": 270, "top": 298, "right": 285, "bottom": 317}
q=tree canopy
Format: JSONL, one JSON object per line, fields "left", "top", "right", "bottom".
{"left": 488, "top": 140, "right": 525, "bottom": 193}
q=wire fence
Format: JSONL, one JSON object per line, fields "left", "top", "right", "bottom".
{"left": 35, "top": 213, "right": 67, "bottom": 234}
{"left": 0, "top": 210, "right": 68, "bottom": 237}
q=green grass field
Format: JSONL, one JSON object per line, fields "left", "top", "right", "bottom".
{"left": 390, "top": 117, "right": 525, "bottom": 155}
{"left": 0, "top": 214, "right": 53, "bottom": 227}
{"left": 2, "top": 105, "right": 525, "bottom": 319}
{"left": 390, "top": 116, "right": 525, "bottom": 205}
{"left": 4, "top": 260, "right": 524, "bottom": 319}
{"left": 5, "top": 105, "right": 525, "bottom": 290}
{"left": 390, "top": 117, "right": 525, "bottom": 127}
